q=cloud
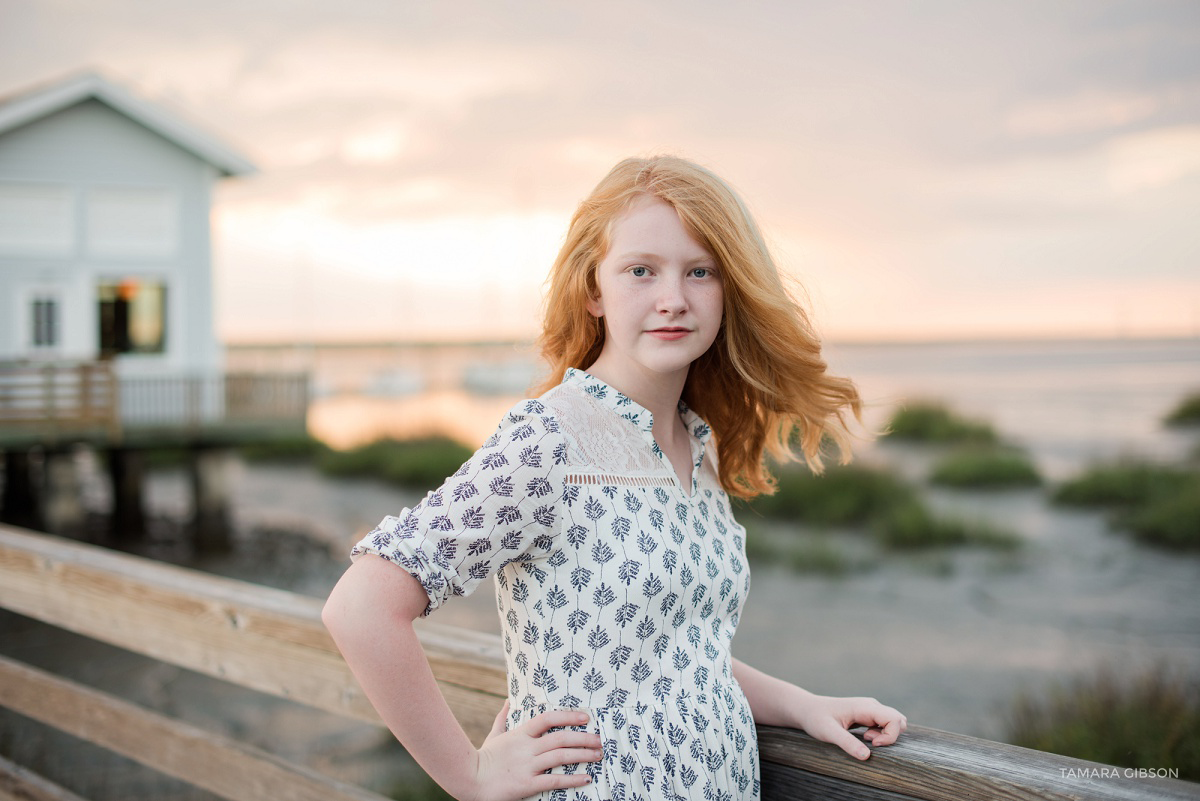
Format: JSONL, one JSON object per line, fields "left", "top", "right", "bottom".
{"left": 3, "top": 0, "right": 1199, "bottom": 341}
{"left": 1105, "top": 124, "right": 1200, "bottom": 192}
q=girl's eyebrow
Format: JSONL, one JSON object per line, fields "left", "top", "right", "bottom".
{"left": 614, "top": 251, "right": 716, "bottom": 265}
{"left": 614, "top": 251, "right": 659, "bottom": 262}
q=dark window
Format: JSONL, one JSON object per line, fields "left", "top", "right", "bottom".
{"left": 31, "top": 297, "right": 58, "bottom": 347}
{"left": 98, "top": 279, "right": 166, "bottom": 356}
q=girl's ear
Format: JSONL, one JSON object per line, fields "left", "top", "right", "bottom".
{"left": 586, "top": 293, "right": 604, "bottom": 318}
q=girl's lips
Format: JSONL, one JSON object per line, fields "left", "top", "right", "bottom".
{"left": 647, "top": 328, "right": 691, "bottom": 340}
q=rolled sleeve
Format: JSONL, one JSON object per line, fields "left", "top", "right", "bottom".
{"left": 351, "top": 400, "right": 568, "bottom": 617}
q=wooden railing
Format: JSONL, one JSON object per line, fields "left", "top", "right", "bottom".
{"left": 0, "top": 524, "right": 1195, "bottom": 801}
{"left": 118, "top": 372, "right": 309, "bottom": 431}
{"left": 0, "top": 361, "right": 309, "bottom": 445}
{"left": 0, "top": 361, "right": 119, "bottom": 441}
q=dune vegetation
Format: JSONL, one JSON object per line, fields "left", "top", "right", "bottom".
{"left": 1164, "top": 391, "right": 1200, "bottom": 427}
{"left": 929, "top": 446, "right": 1042, "bottom": 489}
{"left": 1052, "top": 461, "right": 1200, "bottom": 550}
{"left": 882, "top": 402, "right": 998, "bottom": 445}
{"left": 1006, "top": 664, "right": 1200, "bottom": 782}
{"left": 239, "top": 434, "right": 473, "bottom": 490}
{"left": 741, "top": 460, "right": 1021, "bottom": 565}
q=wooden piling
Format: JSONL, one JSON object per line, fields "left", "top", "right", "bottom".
{"left": 190, "top": 447, "right": 233, "bottom": 554}
{"left": 106, "top": 447, "right": 146, "bottom": 544}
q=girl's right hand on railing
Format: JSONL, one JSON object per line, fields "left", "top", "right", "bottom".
{"left": 464, "top": 700, "right": 603, "bottom": 801}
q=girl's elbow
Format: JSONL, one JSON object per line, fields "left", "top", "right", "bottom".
{"left": 322, "top": 581, "right": 353, "bottom": 640}
{"left": 322, "top": 560, "right": 376, "bottom": 640}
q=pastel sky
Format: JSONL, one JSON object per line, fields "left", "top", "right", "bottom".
{"left": 3, "top": 0, "right": 1199, "bottom": 342}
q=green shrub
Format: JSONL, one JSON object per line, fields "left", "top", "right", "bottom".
{"left": 883, "top": 402, "right": 998, "bottom": 445}
{"left": 1164, "top": 392, "right": 1200, "bottom": 427}
{"left": 1054, "top": 462, "right": 1200, "bottom": 551}
{"left": 745, "top": 464, "right": 916, "bottom": 526}
{"left": 238, "top": 434, "right": 329, "bottom": 463}
{"left": 317, "top": 437, "right": 473, "bottom": 488}
{"left": 1006, "top": 665, "right": 1200, "bottom": 781}
{"left": 746, "top": 463, "right": 1020, "bottom": 551}
{"left": 930, "top": 446, "right": 1042, "bottom": 489}
{"left": 1052, "top": 462, "right": 1193, "bottom": 508}
{"left": 872, "top": 502, "right": 1020, "bottom": 550}
{"left": 743, "top": 527, "right": 862, "bottom": 576}
{"left": 1120, "top": 479, "right": 1200, "bottom": 550}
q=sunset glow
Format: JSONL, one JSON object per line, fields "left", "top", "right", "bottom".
{"left": 3, "top": 1, "right": 1197, "bottom": 343}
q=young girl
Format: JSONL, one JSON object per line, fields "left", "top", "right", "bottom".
{"left": 323, "top": 155, "right": 907, "bottom": 801}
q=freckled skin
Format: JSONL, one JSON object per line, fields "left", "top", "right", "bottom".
{"left": 586, "top": 195, "right": 724, "bottom": 399}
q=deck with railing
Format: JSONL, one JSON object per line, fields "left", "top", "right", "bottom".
{"left": 0, "top": 360, "right": 309, "bottom": 447}
{"left": 0, "top": 524, "right": 1195, "bottom": 801}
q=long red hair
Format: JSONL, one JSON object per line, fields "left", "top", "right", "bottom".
{"left": 534, "top": 155, "right": 862, "bottom": 499}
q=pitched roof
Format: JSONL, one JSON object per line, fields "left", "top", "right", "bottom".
{"left": 0, "top": 70, "right": 256, "bottom": 177}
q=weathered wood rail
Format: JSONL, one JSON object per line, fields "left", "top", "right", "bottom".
{"left": 0, "top": 523, "right": 1195, "bottom": 801}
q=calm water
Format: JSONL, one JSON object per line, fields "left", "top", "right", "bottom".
{"left": 206, "top": 337, "right": 1200, "bottom": 741}
{"left": 231, "top": 337, "right": 1200, "bottom": 473}
{"left": 823, "top": 338, "right": 1200, "bottom": 479}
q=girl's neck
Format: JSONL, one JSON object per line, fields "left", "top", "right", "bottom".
{"left": 583, "top": 357, "right": 688, "bottom": 438}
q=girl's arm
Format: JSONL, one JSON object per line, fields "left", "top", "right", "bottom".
{"left": 322, "top": 554, "right": 602, "bottom": 801}
{"left": 731, "top": 656, "right": 906, "bottom": 761}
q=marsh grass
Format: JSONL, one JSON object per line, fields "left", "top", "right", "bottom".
{"left": 1006, "top": 664, "right": 1200, "bottom": 781}
{"left": 1052, "top": 462, "right": 1193, "bottom": 507}
{"left": 882, "top": 402, "right": 998, "bottom": 445}
{"left": 1164, "top": 391, "right": 1200, "bottom": 427}
{"left": 317, "top": 437, "right": 473, "bottom": 488}
{"left": 742, "top": 464, "right": 1021, "bottom": 552}
{"left": 239, "top": 434, "right": 329, "bottom": 462}
{"left": 236, "top": 434, "right": 473, "bottom": 489}
{"left": 741, "top": 522, "right": 867, "bottom": 577}
{"left": 1119, "top": 478, "right": 1200, "bottom": 550}
{"left": 929, "top": 446, "right": 1042, "bottom": 489}
{"left": 872, "top": 502, "right": 1021, "bottom": 550}
{"left": 1053, "top": 462, "right": 1200, "bottom": 550}
{"left": 746, "top": 464, "right": 913, "bottom": 526}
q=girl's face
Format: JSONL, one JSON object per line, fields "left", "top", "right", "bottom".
{"left": 586, "top": 195, "right": 724, "bottom": 390}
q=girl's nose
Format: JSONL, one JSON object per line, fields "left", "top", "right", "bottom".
{"left": 656, "top": 277, "right": 688, "bottom": 314}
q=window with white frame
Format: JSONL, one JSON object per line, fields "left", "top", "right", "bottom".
{"left": 29, "top": 293, "right": 61, "bottom": 350}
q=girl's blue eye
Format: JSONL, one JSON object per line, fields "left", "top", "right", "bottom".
{"left": 692, "top": 268, "right": 710, "bottom": 278}
{"left": 631, "top": 266, "right": 649, "bottom": 277}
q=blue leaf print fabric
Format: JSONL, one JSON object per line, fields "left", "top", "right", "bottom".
{"left": 354, "top": 368, "right": 760, "bottom": 801}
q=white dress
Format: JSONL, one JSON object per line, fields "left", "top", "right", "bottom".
{"left": 354, "top": 368, "right": 760, "bottom": 801}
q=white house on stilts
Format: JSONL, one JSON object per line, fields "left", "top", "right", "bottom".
{"left": 0, "top": 71, "right": 307, "bottom": 551}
